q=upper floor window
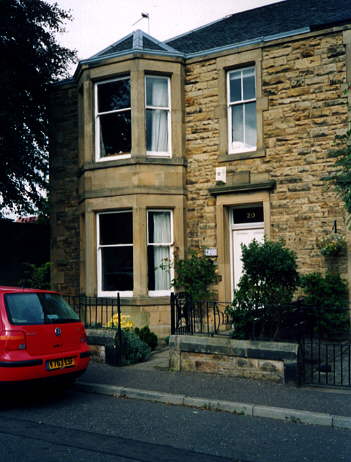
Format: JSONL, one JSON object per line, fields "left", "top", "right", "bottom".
{"left": 228, "top": 67, "right": 256, "bottom": 154}
{"left": 145, "top": 76, "right": 171, "bottom": 156}
{"left": 97, "top": 210, "right": 133, "bottom": 296}
{"left": 95, "top": 77, "right": 131, "bottom": 161}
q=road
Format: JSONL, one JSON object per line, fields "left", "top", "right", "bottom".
{"left": 0, "top": 387, "right": 350, "bottom": 462}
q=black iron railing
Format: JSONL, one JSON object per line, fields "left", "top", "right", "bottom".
{"left": 170, "top": 295, "right": 351, "bottom": 388}
{"left": 64, "top": 294, "right": 122, "bottom": 333}
{"left": 170, "top": 293, "right": 232, "bottom": 336}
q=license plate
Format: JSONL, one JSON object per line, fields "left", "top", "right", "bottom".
{"left": 47, "top": 357, "right": 75, "bottom": 370}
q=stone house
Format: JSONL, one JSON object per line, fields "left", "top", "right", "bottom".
{"left": 50, "top": 0, "right": 351, "bottom": 336}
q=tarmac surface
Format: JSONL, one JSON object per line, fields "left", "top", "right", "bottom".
{"left": 77, "top": 347, "right": 351, "bottom": 430}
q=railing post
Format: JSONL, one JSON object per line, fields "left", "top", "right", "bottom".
{"left": 170, "top": 293, "right": 175, "bottom": 335}
{"left": 117, "top": 292, "right": 122, "bottom": 364}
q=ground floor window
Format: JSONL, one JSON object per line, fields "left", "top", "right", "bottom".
{"left": 147, "top": 210, "right": 173, "bottom": 295}
{"left": 96, "top": 209, "right": 173, "bottom": 297}
{"left": 97, "top": 210, "right": 133, "bottom": 296}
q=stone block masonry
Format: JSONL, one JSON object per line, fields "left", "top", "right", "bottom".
{"left": 169, "top": 335, "right": 299, "bottom": 384}
{"left": 49, "top": 83, "right": 80, "bottom": 295}
{"left": 184, "top": 30, "right": 350, "bottom": 280}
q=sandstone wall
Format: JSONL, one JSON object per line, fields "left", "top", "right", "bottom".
{"left": 184, "top": 30, "right": 349, "bottom": 282}
{"left": 49, "top": 83, "right": 80, "bottom": 295}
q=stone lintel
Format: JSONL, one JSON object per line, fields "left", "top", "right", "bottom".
{"left": 209, "top": 180, "right": 276, "bottom": 196}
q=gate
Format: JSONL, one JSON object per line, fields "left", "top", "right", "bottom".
{"left": 300, "top": 337, "right": 351, "bottom": 387}
{"left": 299, "top": 305, "right": 351, "bottom": 388}
{"left": 170, "top": 293, "right": 231, "bottom": 336}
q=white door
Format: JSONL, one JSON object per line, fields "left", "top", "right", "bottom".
{"left": 232, "top": 227, "right": 264, "bottom": 289}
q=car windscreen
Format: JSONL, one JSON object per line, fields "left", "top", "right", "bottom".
{"left": 4, "top": 293, "right": 80, "bottom": 325}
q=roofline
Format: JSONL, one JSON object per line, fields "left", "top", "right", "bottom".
{"left": 185, "top": 26, "right": 311, "bottom": 59}
{"left": 89, "top": 31, "right": 135, "bottom": 59}
{"left": 165, "top": 0, "right": 285, "bottom": 45}
{"left": 88, "top": 29, "right": 181, "bottom": 62}
{"left": 71, "top": 24, "right": 342, "bottom": 82}
{"left": 80, "top": 48, "right": 185, "bottom": 66}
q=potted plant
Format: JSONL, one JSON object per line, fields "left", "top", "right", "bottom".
{"left": 317, "top": 233, "right": 347, "bottom": 257}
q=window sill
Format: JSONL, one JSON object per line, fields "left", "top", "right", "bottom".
{"left": 218, "top": 149, "right": 266, "bottom": 162}
{"left": 96, "top": 154, "right": 131, "bottom": 162}
{"left": 81, "top": 156, "right": 186, "bottom": 173}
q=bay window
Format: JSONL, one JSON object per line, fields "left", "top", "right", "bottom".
{"left": 95, "top": 77, "right": 131, "bottom": 160}
{"left": 97, "top": 211, "right": 133, "bottom": 296}
{"left": 147, "top": 210, "right": 173, "bottom": 295}
{"left": 228, "top": 67, "right": 256, "bottom": 153}
{"left": 145, "top": 76, "right": 171, "bottom": 156}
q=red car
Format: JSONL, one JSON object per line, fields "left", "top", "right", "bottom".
{"left": 0, "top": 287, "right": 90, "bottom": 385}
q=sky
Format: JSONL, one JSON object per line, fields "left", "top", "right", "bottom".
{"left": 48, "top": 0, "right": 283, "bottom": 62}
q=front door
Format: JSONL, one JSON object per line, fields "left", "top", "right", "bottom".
{"left": 231, "top": 205, "right": 264, "bottom": 291}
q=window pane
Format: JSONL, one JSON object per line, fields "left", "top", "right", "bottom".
{"left": 146, "top": 76, "right": 168, "bottom": 107}
{"left": 148, "top": 246, "right": 170, "bottom": 291}
{"left": 101, "top": 247, "right": 133, "bottom": 292}
{"left": 5, "top": 293, "right": 44, "bottom": 324}
{"left": 5, "top": 293, "right": 79, "bottom": 325}
{"left": 100, "top": 212, "right": 132, "bottom": 245}
{"left": 229, "top": 71, "right": 242, "bottom": 102}
{"left": 232, "top": 105, "right": 244, "bottom": 145}
{"left": 243, "top": 68, "right": 255, "bottom": 100}
{"left": 98, "top": 79, "right": 130, "bottom": 113}
{"left": 245, "top": 102, "right": 257, "bottom": 148}
{"left": 146, "top": 109, "right": 168, "bottom": 152}
{"left": 99, "top": 111, "right": 131, "bottom": 156}
{"left": 41, "top": 294, "right": 79, "bottom": 322}
{"left": 148, "top": 211, "right": 171, "bottom": 243}
{"left": 233, "top": 205, "right": 263, "bottom": 224}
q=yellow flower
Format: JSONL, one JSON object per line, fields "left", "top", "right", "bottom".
{"left": 105, "top": 313, "right": 135, "bottom": 329}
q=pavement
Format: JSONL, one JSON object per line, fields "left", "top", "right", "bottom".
{"left": 76, "top": 347, "right": 351, "bottom": 430}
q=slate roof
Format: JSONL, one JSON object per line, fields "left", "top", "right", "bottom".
{"left": 88, "top": 30, "right": 181, "bottom": 61}
{"left": 83, "top": 0, "right": 351, "bottom": 67}
{"left": 166, "top": 0, "right": 351, "bottom": 55}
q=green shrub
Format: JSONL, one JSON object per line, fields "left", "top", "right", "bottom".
{"left": 134, "top": 326, "right": 158, "bottom": 351}
{"left": 300, "top": 272, "right": 349, "bottom": 338}
{"left": 172, "top": 251, "right": 219, "bottom": 301}
{"left": 19, "top": 262, "right": 51, "bottom": 289}
{"left": 118, "top": 329, "right": 151, "bottom": 365}
{"left": 228, "top": 239, "right": 299, "bottom": 339}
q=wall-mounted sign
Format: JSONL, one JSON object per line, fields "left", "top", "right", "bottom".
{"left": 204, "top": 247, "right": 217, "bottom": 257}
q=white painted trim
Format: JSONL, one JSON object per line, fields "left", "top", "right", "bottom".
{"left": 95, "top": 76, "right": 131, "bottom": 162}
{"left": 229, "top": 204, "right": 264, "bottom": 295}
{"left": 147, "top": 209, "right": 174, "bottom": 295}
{"left": 145, "top": 75, "right": 172, "bottom": 157}
{"left": 227, "top": 66, "right": 257, "bottom": 155}
{"left": 96, "top": 210, "right": 133, "bottom": 297}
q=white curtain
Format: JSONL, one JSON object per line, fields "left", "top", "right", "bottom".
{"left": 147, "top": 78, "right": 168, "bottom": 152}
{"left": 152, "top": 212, "right": 171, "bottom": 290}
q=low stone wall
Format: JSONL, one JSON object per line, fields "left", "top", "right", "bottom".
{"left": 87, "top": 328, "right": 119, "bottom": 365}
{"left": 169, "top": 335, "right": 300, "bottom": 384}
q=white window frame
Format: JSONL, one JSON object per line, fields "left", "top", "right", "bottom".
{"left": 95, "top": 76, "right": 131, "bottom": 162}
{"left": 145, "top": 75, "right": 172, "bottom": 158}
{"left": 147, "top": 209, "right": 174, "bottom": 296}
{"left": 97, "top": 210, "right": 133, "bottom": 297}
{"left": 227, "top": 66, "right": 256, "bottom": 154}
